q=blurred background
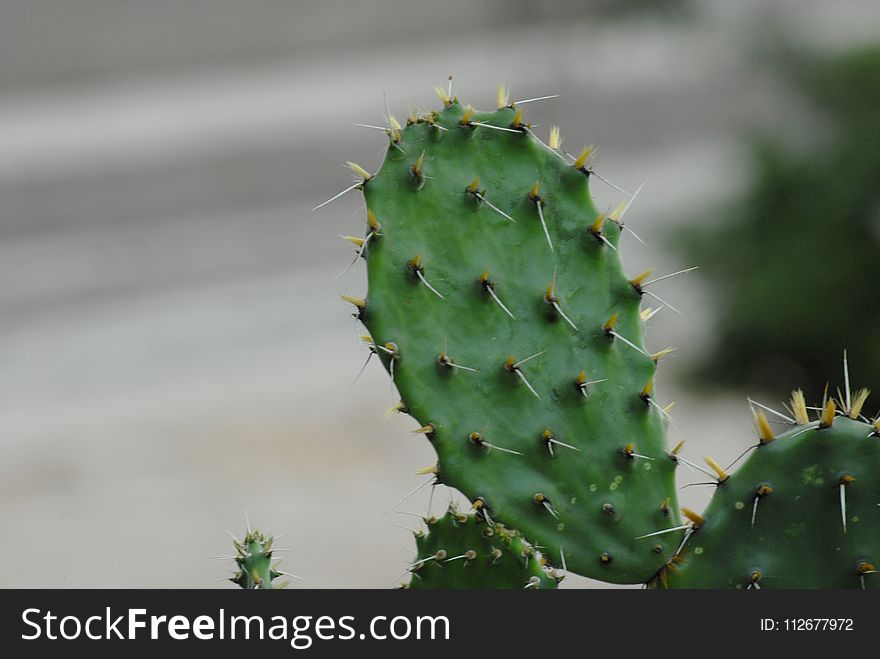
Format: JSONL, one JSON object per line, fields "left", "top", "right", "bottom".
{"left": 2, "top": 0, "right": 879, "bottom": 588}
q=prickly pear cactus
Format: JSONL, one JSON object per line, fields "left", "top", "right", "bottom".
{"left": 662, "top": 395, "right": 880, "bottom": 589}
{"left": 405, "top": 505, "right": 560, "bottom": 589}
{"left": 338, "top": 91, "right": 682, "bottom": 583}
{"left": 230, "top": 530, "right": 287, "bottom": 590}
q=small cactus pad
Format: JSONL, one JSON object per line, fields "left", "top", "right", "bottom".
{"left": 230, "top": 530, "right": 287, "bottom": 589}
{"left": 663, "top": 408, "right": 880, "bottom": 589}
{"left": 343, "top": 96, "right": 682, "bottom": 582}
{"left": 405, "top": 505, "right": 560, "bottom": 589}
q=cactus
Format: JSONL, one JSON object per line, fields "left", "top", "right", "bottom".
{"left": 337, "top": 89, "right": 682, "bottom": 584}
{"left": 228, "top": 528, "right": 297, "bottom": 589}
{"left": 404, "top": 505, "right": 561, "bottom": 589}
{"left": 660, "top": 396, "right": 880, "bottom": 589}
{"left": 326, "top": 83, "right": 880, "bottom": 589}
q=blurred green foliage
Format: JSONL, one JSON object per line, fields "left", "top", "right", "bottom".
{"left": 679, "top": 46, "right": 880, "bottom": 397}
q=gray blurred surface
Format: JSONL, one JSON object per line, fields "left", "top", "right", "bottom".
{"left": 1, "top": 1, "right": 878, "bottom": 587}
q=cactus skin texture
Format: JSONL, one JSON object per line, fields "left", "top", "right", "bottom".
{"left": 347, "top": 96, "right": 682, "bottom": 583}
{"left": 231, "top": 530, "right": 285, "bottom": 590}
{"left": 662, "top": 408, "right": 880, "bottom": 589}
{"left": 405, "top": 505, "right": 560, "bottom": 589}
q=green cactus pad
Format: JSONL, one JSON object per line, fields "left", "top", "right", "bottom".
{"left": 405, "top": 506, "right": 560, "bottom": 589}
{"left": 230, "top": 530, "right": 287, "bottom": 589}
{"left": 346, "top": 97, "right": 682, "bottom": 583}
{"left": 664, "top": 413, "right": 880, "bottom": 589}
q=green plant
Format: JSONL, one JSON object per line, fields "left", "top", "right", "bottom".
{"left": 404, "top": 505, "right": 560, "bottom": 589}
{"left": 227, "top": 527, "right": 300, "bottom": 590}
{"left": 325, "top": 83, "right": 879, "bottom": 589}
{"left": 665, "top": 401, "right": 880, "bottom": 589}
